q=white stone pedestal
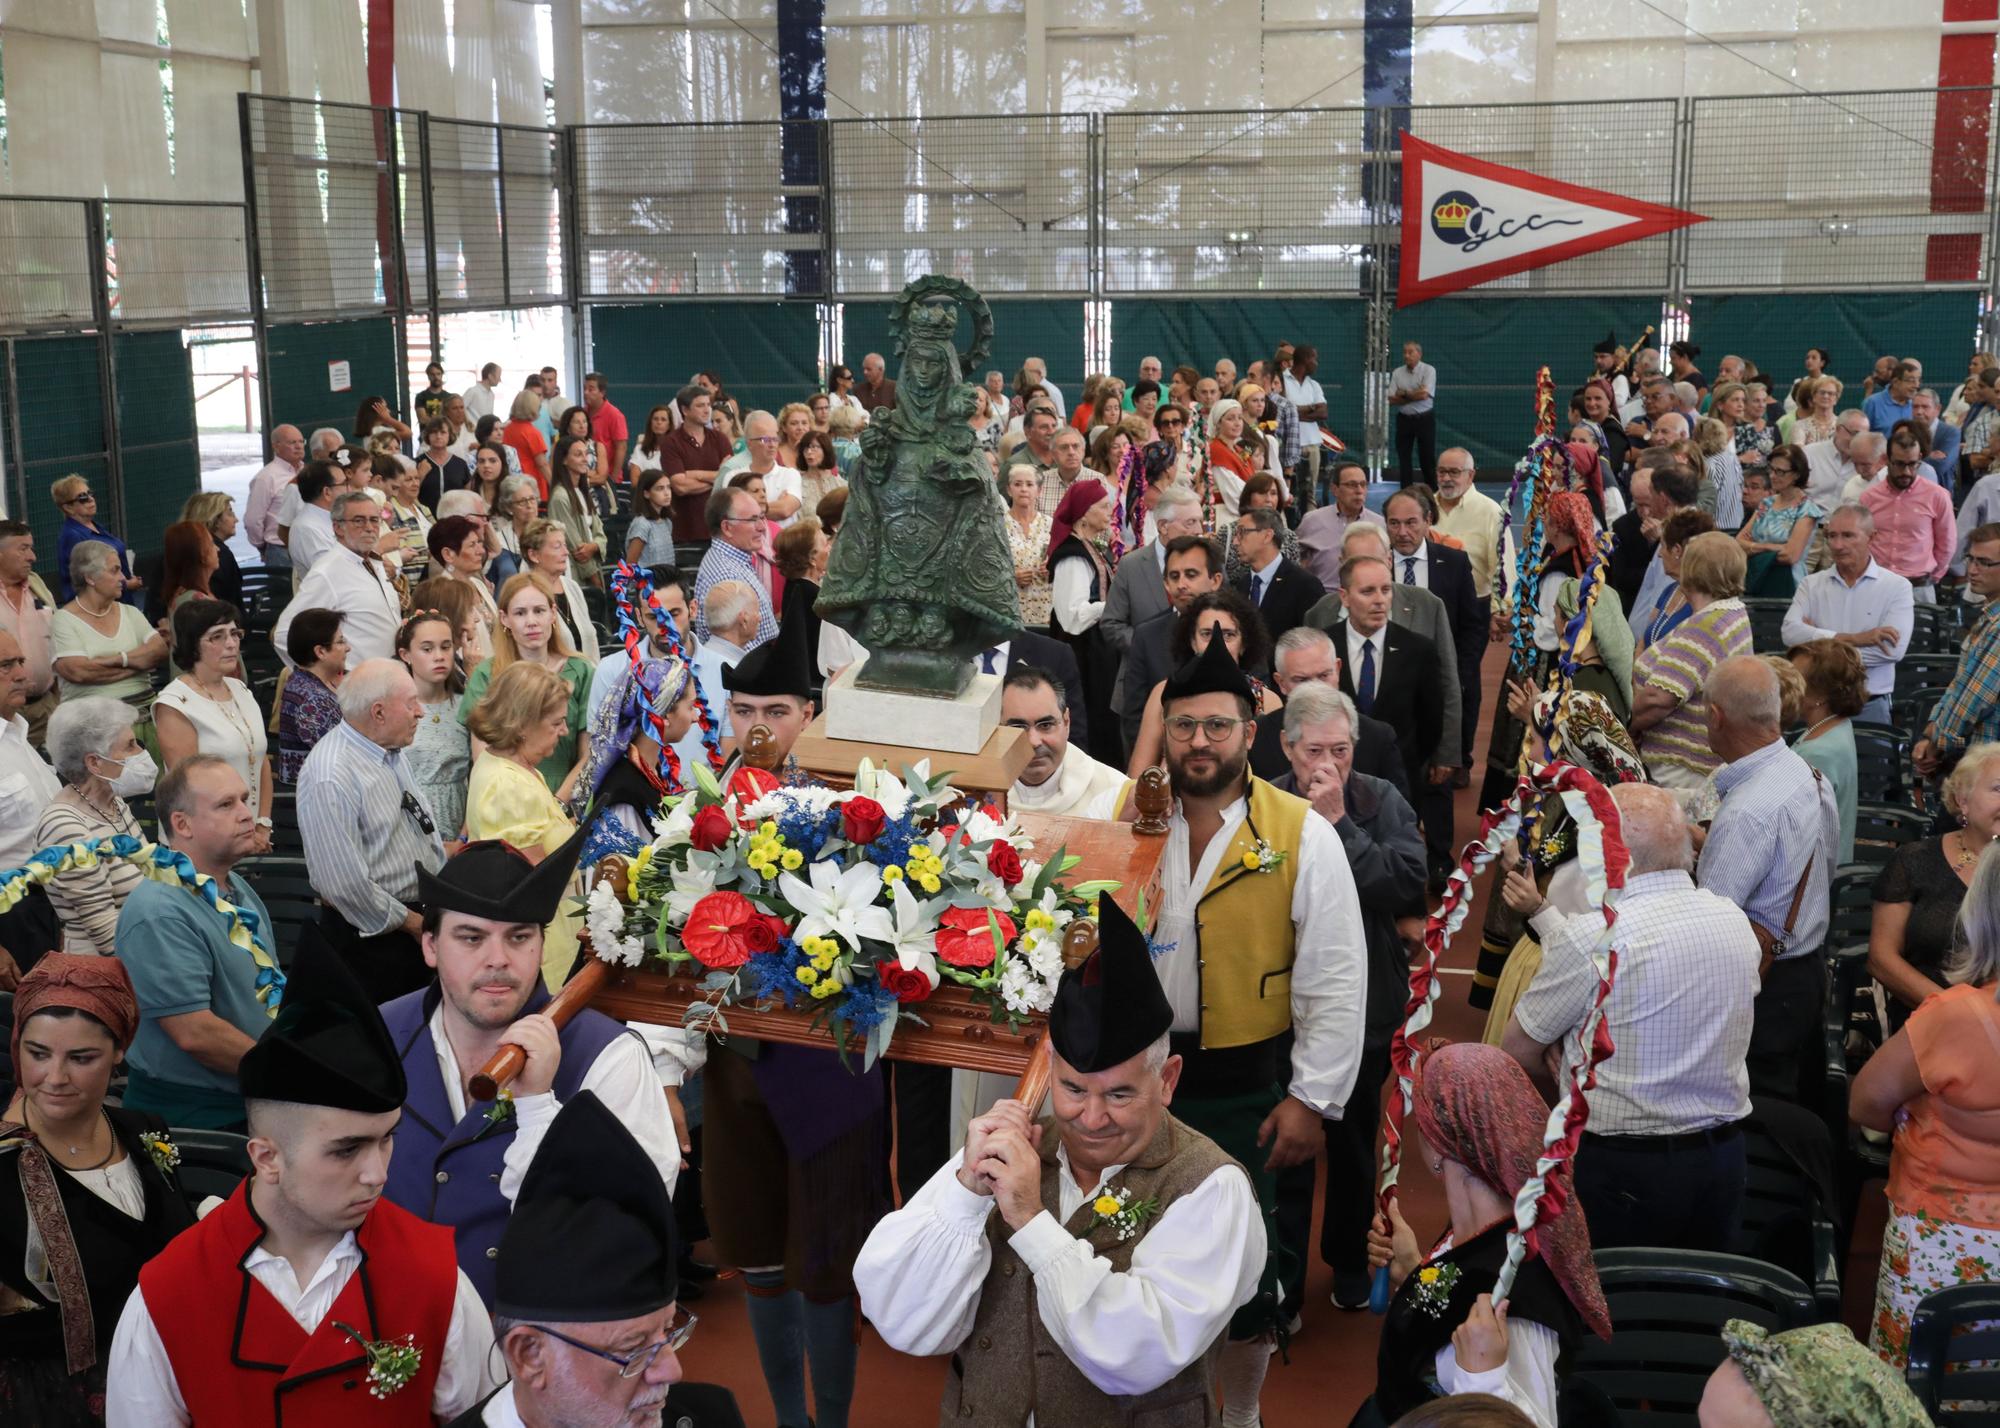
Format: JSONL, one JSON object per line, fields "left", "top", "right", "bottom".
{"left": 823, "top": 656, "right": 1002, "bottom": 755}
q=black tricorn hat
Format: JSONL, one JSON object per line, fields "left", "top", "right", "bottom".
{"left": 237, "top": 926, "right": 406, "bottom": 1114}
{"left": 1592, "top": 331, "right": 1619, "bottom": 355}
{"left": 722, "top": 613, "right": 813, "bottom": 700}
{"left": 415, "top": 824, "right": 588, "bottom": 928}
{"left": 1049, "top": 895, "right": 1174, "bottom": 1075}
{"left": 493, "top": 1091, "right": 679, "bottom": 1322}
{"left": 1161, "top": 631, "right": 1255, "bottom": 708}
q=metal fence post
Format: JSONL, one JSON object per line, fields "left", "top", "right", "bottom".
{"left": 238, "top": 93, "right": 275, "bottom": 452}
{"left": 419, "top": 112, "right": 443, "bottom": 360}
{"left": 818, "top": 119, "right": 836, "bottom": 298}
{"left": 384, "top": 108, "right": 414, "bottom": 426}
{"left": 1669, "top": 96, "right": 1694, "bottom": 318}
{"left": 85, "top": 199, "right": 126, "bottom": 540}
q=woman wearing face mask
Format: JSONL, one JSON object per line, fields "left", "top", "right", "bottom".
{"left": 0, "top": 955, "right": 194, "bottom": 1420}
{"left": 32, "top": 699, "right": 158, "bottom": 956}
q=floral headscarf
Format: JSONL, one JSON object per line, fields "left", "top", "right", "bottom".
{"left": 1412, "top": 1041, "right": 1612, "bottom": 1339}
{"left": 582, "top": 654, "right": 694, "bottom": 802}
{"left": 1721, "top": 1320, "right": 1928, "bottom": 1428}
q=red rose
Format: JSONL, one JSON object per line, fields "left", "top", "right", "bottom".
{"left": 744, "top": 915, "right": 780, "bottom": 955}
{"left": 935, "top": 906, "right": 1018, "bottom": 969}
{"left": 681, "top": 891, "right": 760, "bottom": 968}
{"left": 875, "top": 960, "right": 933, "bottom": 1003}
{"left": 689, "top": 804, "right": 732, "bottom": 852}
{"left": 841, "top": 796, "right": 888, "bottom": 846}
{"left": 986, "top": 840, "right": 1024, "bottom": 887}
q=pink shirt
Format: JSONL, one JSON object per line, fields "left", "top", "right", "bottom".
{"left": 0, "top": 576, "right": 55, "bottom": 696}
{"left": 589, "top": 399, "right": 628, "bottom": 455}
{"left": 243, "top": 456, "right": 299, "bottom": 548}
{"left": 1860, "top": 477, "right": 1957, "bottom": 584}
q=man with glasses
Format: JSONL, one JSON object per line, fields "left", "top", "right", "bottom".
{"left": 468, "top": 1091, "right": 735, "bottom": 1427}
{"left": 296, "top": 658, "right": 447, "bottom": 1002}
{"left": 1001, "top": 663, "right": 1123, "bottom": 817}
{"left": 1856, "top": 430, "right": 1956, "bottom": 603}
{"left": 692, "top": 487, "right": 777, "bottom": 644}
{"left": 1295, "top": 460, "right": 1385, "bottom": 591}
{"left": 107, "top": 935, "right": 500, "bottom": 1427}
{"left": 274, "top": 489, "right": 405, "bottom": 665}
{"left": 1782, "top": 504, "right": 1913, "bottom": 725}
{"left": 1916, "top": 523, "right": 2000, "bottom": 782}
{"left": 1103, "top": 637, "right": 1364, "bottom": 1413}
{"left": 724, "top": 410, "right": 804, "bottom": 526}
{"left": 379, "top": 835, "right": 684, "bottom": 1309}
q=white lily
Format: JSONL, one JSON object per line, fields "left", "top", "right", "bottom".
{"left": 663, "top": 865, "right": 718, "bottom": 928}
{"left": 779, "top": 859, "right": 894, "bottom": 952}
{"left": 881, "top": 878, "right": 943, "bottom": 988}
{"left": 651, "top": 799, "right": 697, "bottom": 850}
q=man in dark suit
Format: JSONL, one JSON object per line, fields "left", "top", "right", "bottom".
{"left": 1608, "top": 462, "right": 1657, "bottom": 618}
{"left": 1099, "top": 485, "right": 1204, "bottom": 652}
{"left": 1383, "top": 487, "right": 1482, "bottom": 876}
{"left": 978, "top": 629, "right": 1088, "bottom": 751}
{"left": 1325, "top": 552, "right": 1444, "bottom": 795}
{"left": 1115, "top": 534, "right": 1224, "bottom": 757}
{"left": 1248, "top": 625, "right": 1411, "bottom": 802}
{"left": 1230, "top": 507, "right": 1324, "bottom": 642}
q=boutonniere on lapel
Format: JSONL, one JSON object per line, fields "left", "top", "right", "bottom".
{"left": 1086, "top": 1185, "right": 1161, "bottom": 1242}
{"left": 1410, "top": 1261, "right": 1461, "bottom": 1318}
{"left": 482, "top": 1088, "right": 515, "bottom": 1128}
{"left": 1240, "top": 838, "right": 1287, "bottom": 874}
{"left": 137, "top": 1131, "right": 181, "bottom": 1177}
{"left": 334, "top": 1322, "right": 423, "bottom": 1399}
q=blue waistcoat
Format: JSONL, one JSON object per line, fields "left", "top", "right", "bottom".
{"left": 380, "top": 981, "right": 633, "bottom": 1305}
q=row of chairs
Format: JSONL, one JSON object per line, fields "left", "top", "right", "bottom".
{"left": 1745, "top": 595, "right": 1980, "bottom": 666}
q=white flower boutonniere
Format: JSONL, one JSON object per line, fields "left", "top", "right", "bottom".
{"left": 334, "top": 1322, "right": 423, "bottom": 1399}
{"left": 1410, "top": 1261, "right": 1462, "bottom": 1318}
{"left": 1085, "top": 1184, "right": 1161, "bottom": 1243}
{"left": 138, "top": 1131, "right": 180, "bottom": 1177}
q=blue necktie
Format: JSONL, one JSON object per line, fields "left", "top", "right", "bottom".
{"left": 1254, "top": 571, "right": 1268, "bottom": 607}
{"left": 1403, "top": 556, "right": 1417, "bottom": 585}
{"left": 981, "top": 648, "right": 999, "bottom": 675}
{"left": 1358, "top": 638, "right": 1377, "bottom": 714}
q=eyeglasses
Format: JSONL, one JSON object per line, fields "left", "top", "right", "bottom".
{"left": 720, "top": 514, "right": 761, "bottom": 525}
{"left": 747, "top": 435, "right": 779, "bottom": 445}
{"left": 65, "top": 492, "right": 96, "bottom": 505}
{"left": 1157, "top": 417, "right": 1185, "bottom": 428}
{"left": 1888, "top": 459, "right": 1923, "bottom": 473}
{"left": 1164, "top": 715, "right": 1249, "bottom": 743}
{"left": 1435, "top": 466, "right": 1472, "bottom": 476}
{"left": 400, "top": 790, "right": 436, "bottom": 836}
{"left": 1970, "top": 554, "right": 2000, "bottom": 571}
{"left": 1003, "top": 716, "right": 1063, "bottom": 736}
{"left": 524, "top": 1308, "right": 697, "bottom": 1379}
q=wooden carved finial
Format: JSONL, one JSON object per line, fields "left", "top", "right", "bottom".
{"left": 1133, "top": 766, "right": 1171, "bottom": 836}
{"left": 592, "top": 855, "right": 632, "bottom": 903}
{"left": 1063, "top": 916, "right": 1100, "bottom": 968}
{"left": 741, "top": 723, "right": 783, "bottom": 772}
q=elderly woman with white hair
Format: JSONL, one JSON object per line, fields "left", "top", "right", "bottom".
{"left": 488, "top": 472, "right": 540, "bottom": 584}
{"left": 50, "top": 540, "right": 168, "bottom": 721}
{"left": 1205, "top": 398, "right": 1266, "bottom": 516}
{"left": 32, "top": 696, "right": 154, "bottom": 954}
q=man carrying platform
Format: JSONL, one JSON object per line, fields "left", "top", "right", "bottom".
{"left": 105, "top": 935, "right": 499, "bottom": 1425}
{"left": 379, "top": 829, "right": 684, "bottom": 1307}
{"left": 1108, "top": 636, "right": 1368, "bottom": 1424}
{"left": 706, "top": 610, "right": 885, "bottom": 1428}
{"left": 451, "top": 1091, "right": 744, "bottom": 1428}
{"left": 856, "top": 894, "right": 1264, "bottom": 1424}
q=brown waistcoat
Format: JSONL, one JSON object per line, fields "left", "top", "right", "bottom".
{"left": 938, "top": 1114, "right": 1244, "bottom": 1428}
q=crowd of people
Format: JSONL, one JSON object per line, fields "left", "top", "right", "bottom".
{"left": 0, "top": 335, "right": 1991, "bottom": 1427}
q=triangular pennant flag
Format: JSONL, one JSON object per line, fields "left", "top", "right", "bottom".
{"left": 1397, "top": 132, "right": 1706, "bottom": 307}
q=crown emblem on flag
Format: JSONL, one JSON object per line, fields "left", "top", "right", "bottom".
{"left": 1431, "top": 197, "right": 1471, "bottom": 228}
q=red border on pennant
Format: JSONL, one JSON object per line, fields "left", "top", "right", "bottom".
{"left": 1396, "top": 131, "right": 1707, "bottom": 307}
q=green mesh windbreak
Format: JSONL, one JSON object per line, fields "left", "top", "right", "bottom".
{"left": 840, "top": 299, "right": 1086, "bottom": 402}
{"left": 1689, "top": 292, "right": 1984, "bottom": 405}
{"left": 6, "top": 335, "right": 107, "bottom": 554}
{"left": 587, "top": 302, "right": 821, "bottom": 423}
{"left": 114, "top": 329, "right": 199, "bottom": 554}
{"left": 263, "top": 318, "right": 400, "bottom": 440}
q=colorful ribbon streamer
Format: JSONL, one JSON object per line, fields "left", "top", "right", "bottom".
{"left": 610, "top": 561, "right": 726, "bottom": 789}
{"left": 0, "top": 836, "right": 283, "bottom": 1012}
{"left": 1375, "top": 760, "right": 1628, "bottom": 1308}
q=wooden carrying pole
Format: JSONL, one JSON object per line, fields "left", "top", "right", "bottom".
{"left": 1009, "top": 917, "right": 1100, "bottom": 1110}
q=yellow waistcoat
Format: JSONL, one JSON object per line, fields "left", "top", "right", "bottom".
{"left": 1113, "top": 775, "right": 1308, "bottom": 1048}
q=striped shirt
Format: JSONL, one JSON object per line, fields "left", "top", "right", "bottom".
{"left": 34, "top": 787, "right": 145, "bottom": 955}
{"left": 296, "top": 719, "right": 446, "bottom": 936}
{"left": 1633, "top": 599, "right": 1752, "bottom": 781}
{"left": 1514, "top": 870, "right": 1758, "bottom": 1135}
{"left": 693, "top": 538, "right": 777, "bottom": 645}
{"left": 1931, "top": 603, "right": 2000, "bottom": 758}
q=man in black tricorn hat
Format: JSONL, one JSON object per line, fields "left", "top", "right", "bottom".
{"left": 106, "top": 933, "right": 500, "bottom": 1425}
{"left": 1592, "top": 329, "right": 1631, "bottom": 408}
{"left": 451, "top": 1091, "right": 744, "bottom": 1428}
{"left": 379, "top": 831, "right": 683, "bottom": 1308}
{"left": 854, "top": 896, "right": 1265, "bottom": 1426}
{"left": 717, "top": 610, "right": 818, "bottom": 803}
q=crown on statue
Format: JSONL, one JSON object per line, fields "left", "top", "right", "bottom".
{"left": 908, "top": 298, "right": 960, "bottom": 341}
{"left": 1431, "top": 198, "right": 1471, "bottom": 228}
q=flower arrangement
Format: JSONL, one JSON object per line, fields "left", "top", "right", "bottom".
{"left": 1086, "top": 1184, "right": 1161, "bottom": 1242}
{"left": 137, "top": 1131, "right": 181, "bottom": 1178}
{"left": 1411, "top": 1261, "right": 1462, "bottom": 1318}
{"left": 334, "top": 1322, "right": 423, "bottom": 1399}
{"left": 585, "top": 757, "right": 1121, "bottom": 1069}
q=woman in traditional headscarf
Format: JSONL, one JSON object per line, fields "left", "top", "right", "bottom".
{"left": 0, "top": 955, "right": 193, "bottom": 1421}
{"left": 578, "top": 652, "right": 700, "bottom": 869}
{"left": 1364, "top": 1042, "right": 1611, "bottom": 1427}
{"left": 1046, "top": 476, "right": 1125, "bottom": 767}
{"left": 1699, "top": 1320, "right": 1928, "bottom": 1427}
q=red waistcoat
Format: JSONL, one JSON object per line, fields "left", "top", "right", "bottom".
{"left": 137, "top": 1180, "right": 459, "bottom": 1427}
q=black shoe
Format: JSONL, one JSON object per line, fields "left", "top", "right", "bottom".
{"left": 1331, "top": 1269, "right": 1371, "bottom": 1310}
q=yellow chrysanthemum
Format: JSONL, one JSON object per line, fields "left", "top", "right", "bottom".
{"left": 882, "top": 865, "right": 904, "bottom": 882}
{"left": 1418, "top": 1267, "right": 1440, "bottom": 1285}
{"left": 1092, "top": 1195, "right": 1121, "bottom": 1216}
{"left": 795, "top": 967, "right": 817, "bottom": 985}
{"left": 1025, "top": 908, "right": 1054, "bottom": 932}
{"left": 1241, "top": 852, "right": 1262, "bottom": 870}
{"left": 759, "top": 820, "right": 778, "bottom": 838}
{"left": 918, "top": 874, "right": 942, "bottom": 895}
{"left": 781, "top": 848, "right": 804, "bottom": 870}
{"left": 811, "top": 979, "right": 840, "bottom": 1000}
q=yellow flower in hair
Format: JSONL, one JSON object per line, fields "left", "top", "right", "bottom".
{"left": 1092, "top": 1194, "right": 1120, "bottom": 1217}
